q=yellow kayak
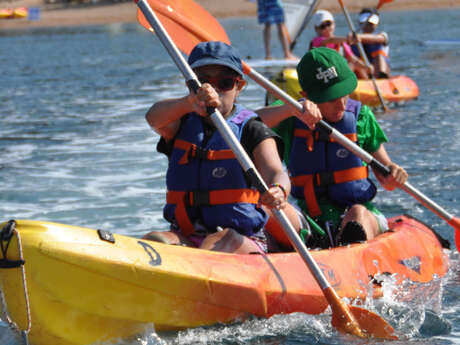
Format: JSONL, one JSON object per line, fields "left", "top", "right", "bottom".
{"left": 0, "top": 8, "right": 13, "bottom": 19}
{"left": 269, "top": 68, "right": 419, "bottom": 107}
{"left": 13, "top": 7, "right": 28, "bottom": 19}
{"left": 0, "top": 216, "right": 449, "bottom": 345}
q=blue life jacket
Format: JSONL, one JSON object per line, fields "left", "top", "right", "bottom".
{"left": 164, "top": 104, "right": 267, "bottom": 236}
{"left": 351, "top": 32, "right": 389, "bottom": 62}
{"left": 288, "top": 99, "right": 376, "bottom": 217}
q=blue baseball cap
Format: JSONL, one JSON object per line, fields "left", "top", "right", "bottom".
{"left": 188, "top": 41, "right": 243, "bottom": 76}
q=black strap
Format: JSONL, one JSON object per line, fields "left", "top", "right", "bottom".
{"left": 0, "top": 220, "right": 25, "bottom": 269}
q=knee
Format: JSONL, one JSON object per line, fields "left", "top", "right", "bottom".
{"left": 142, "top": 231, "right": 181, "bottom": 245}
{"left": 346, "top": 204, "right": 369, "bottom": 218}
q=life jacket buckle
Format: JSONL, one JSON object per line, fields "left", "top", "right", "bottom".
{"left": 190, "top": 146, "right": 209, "bottom": 160}
{"left": 316, "top": 171, "right": 335, "bottom": 187}
{"left": 316, "top": 130, "right": 330, "bottom": 142}
{"left": 188, "top": 190, "right": 210, "bottom": 207}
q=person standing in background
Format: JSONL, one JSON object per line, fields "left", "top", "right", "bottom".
{"left": 257, "top": 0, "right": 298, "bottom": 60}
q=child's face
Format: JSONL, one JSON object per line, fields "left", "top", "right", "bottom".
{"left": 317, "top": 95, "right": 349, "bottom": 123}
{"left": 361, "top": 22, "right": 377, "bottom": 33}
{"left": 316, "top": 21, "right": 335, "bottom": 37}
{"left": 195, "top": 65, "right": 245, "bottom": 116}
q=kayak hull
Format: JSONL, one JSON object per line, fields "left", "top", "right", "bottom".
{"left": 268, "top": 68, "right": 419, "bottom": 107}
{"left": 0, "top": 215, "right": 448, "bottom": 345}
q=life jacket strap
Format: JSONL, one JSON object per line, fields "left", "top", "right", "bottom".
{"left": 371, "top": 49, "right": 388, "bottom": 58}
{"left": 166, "top": 189, "right": 260, "bottom": 236}
{"left": 293, "top": 129, "right": 357, "bottom": 151}
{"left": 174, "top": 139, "right": 235, "bottom": 164}
{"left": 291, "top": 166, "right": 369, "bottom": 217}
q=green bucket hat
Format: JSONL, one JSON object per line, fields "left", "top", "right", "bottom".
{"left": 296, "top": 47, "right": 357, "bottom": 103}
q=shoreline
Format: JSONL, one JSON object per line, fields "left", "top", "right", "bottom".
{"left": 0, "top": 0, "right": 458, "bottom": 31}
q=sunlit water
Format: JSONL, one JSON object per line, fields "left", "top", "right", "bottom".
{"left": 1, "top": 7, "right": 459, "bottom": 345}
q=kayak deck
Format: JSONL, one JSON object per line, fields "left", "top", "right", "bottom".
{"left": 0, "top": 215, "right": 449, "bottom": 345}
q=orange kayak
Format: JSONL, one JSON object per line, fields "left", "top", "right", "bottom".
{"left": 351, "top": 75, "right": 420, "bottom": 107}
{"left": 0, "top": 215, "right": 449, "bottom": 345}
{"left": 269, "top": 68, "right": 419, "bottom": 107}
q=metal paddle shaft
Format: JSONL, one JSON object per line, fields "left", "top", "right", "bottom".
{"left": 338, "top": 0, "right": 388, "bottom": 111}
{"left": 135, "top": 0, "right": 376, "bottom": 338}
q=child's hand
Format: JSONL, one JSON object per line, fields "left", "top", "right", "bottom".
{"left": 347, "top": 32, "right": 359, "bottom": 45}
{"left": 380, "top": 163, "right": 408, "bottom": 191}
{"left": 259, "top": 184, "right": 288, "bottom": 210}
{"left": 295, "top": 99, "right": 322, "bottom": 129}
{"left": 189, "top": 83, "right": 221, "bottom": 117}
{"left": 366, "top": 64, "right": 375, "bottom": 76}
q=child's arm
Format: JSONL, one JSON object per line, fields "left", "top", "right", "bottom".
{"left": 370, "top": 144, "right": 408, "bottom": 191}
{"left": 256, "top": 100, "right": 321, "bottom": 129}
{"left": 320, "top": 36, "right": 349, "bottom": 46}
{"left": 145, "top": 84, "right": 220, "bottom": 141}
{"left": 145, "top": 95, "right": 193, "bottom": 141}
{"left": 252, "top": 137, "right": 291, "bottom": 210}
{"left": 356, "top": 32, "right": 388, "bottom": 45}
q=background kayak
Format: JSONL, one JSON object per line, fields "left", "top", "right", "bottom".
{"left": 267, "top": 68, "right": 419, "bottom": 107}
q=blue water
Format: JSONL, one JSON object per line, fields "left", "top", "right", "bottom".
{"left": 1, "top": 7, "right": 460, "bottom": 345}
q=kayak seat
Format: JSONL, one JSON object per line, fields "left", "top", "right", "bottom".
{"left": 336, "top": 221, "right": 366, "bottom": 245}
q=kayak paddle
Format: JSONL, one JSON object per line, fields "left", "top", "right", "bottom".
{"left": 377, "top": 0, "right": 394, "bottom": 9}
{"left": 337, "top": 0, "right": 389, "bottom": 112}
{"left": 135, "top": 0, "right": 397, "bottom": 340}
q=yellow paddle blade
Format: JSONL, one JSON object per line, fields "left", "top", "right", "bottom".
{"left": 332, "top": 305, "right": 398, "bottom": 340}
{"left": 137, "top": 0, "right": 230, "bottom": 55}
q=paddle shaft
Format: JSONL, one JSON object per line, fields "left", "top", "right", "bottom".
{"left": 337, "top": 0, "right": 388, "bottom": 111}
{"left": 135, "top": 0, "right": 368, "bottom": 335}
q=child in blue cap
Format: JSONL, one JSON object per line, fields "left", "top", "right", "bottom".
{"left": 143, "top": 41, "right": 318, "bottom": 253}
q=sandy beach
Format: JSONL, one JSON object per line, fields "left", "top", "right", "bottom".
{"left": 0, "top": 0, "right": 458, "bottom": 31}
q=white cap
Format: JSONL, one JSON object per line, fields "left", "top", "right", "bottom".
{"left": 313, "top": 10, "right": 335, "bottom": 27}
{"left": 359, "top": 12, "right": 379, "bottom": 25}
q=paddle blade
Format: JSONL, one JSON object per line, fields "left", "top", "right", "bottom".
{"left": 137, "top": 0, "right": 230, "bottom": 55}
{"left": 377, "top": 0, "right": 393, "bottom": 9}
{"left": 332, "top": 305, "right": 398, "bottom": 340}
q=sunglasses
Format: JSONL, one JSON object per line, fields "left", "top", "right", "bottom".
{"left": 319, "top": 21, "right": 333, "bottom": 30}
{"left": 197, "top": 76, "right": 241, "bottom": 91}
